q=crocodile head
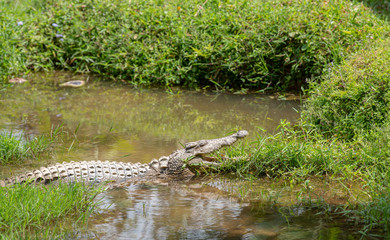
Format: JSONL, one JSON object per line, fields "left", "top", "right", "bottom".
{"left": 148, "top": 130, "right": 249, "bottom": 177}
{"left": 184, "top": 130, "right": 248, "bottom": 155}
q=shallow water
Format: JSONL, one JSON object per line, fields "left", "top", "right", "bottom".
{"left": 76, "top": 178, "right": 361, "bottom": 240}
{"left": 0, "top": 72, "right": 363, "bottom": 239}
{"left": 0, "top": 72, "right": 299, "bottom": 176}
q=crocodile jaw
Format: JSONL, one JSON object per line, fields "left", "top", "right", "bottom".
{"left": 183, "top": 130, "right": 248, "bottom": 155}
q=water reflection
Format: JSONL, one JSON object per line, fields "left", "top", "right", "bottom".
{"left": 77, "top": 178, "right": 361, "bottom": 240}
{"left": 83, "top": 182, "right": 279, "bottom": 239}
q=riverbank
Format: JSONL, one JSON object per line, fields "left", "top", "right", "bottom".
{"left": 0, "top": 129, "right": 105, "bottom": 238}
{"left": 221, "top": 38, "right": 390, "bottom": 236}
{"left": 1, "top": 0, "right": 389, "bottom": 91}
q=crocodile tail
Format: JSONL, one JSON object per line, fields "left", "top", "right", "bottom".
{"left": 0, "top": 160, "right": 151, "bottom": 187}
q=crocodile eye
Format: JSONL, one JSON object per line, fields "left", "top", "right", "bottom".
{"left": 185, "top": 142, "right": 196, "bottom": 149}
{"left": 198, "top": 140, "right": 207, "bottom": 147}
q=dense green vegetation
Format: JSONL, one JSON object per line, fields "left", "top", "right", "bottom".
{"left": 303, "top": 38, "right": 390, "bottom": 140}
{"left": 0, "top": 182, "right": 104, "bottom": 239}
{"left": 1, "top": 0, "right": 389, "bottom": 91}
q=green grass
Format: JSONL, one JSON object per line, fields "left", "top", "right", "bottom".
{"left": 0, "top": 182, "right": 104, "bottom": 239}
{"left": 303, "top": 38, "right": 390, "bottom": 140}
{"left": 0, "top": 127, "right": 63, "bottom": 165}
{"left": 358, "top": 0, "right": 390, "bottom": 19}
{"left": 0, "top": 133, "right": 51, "bottom": 164}
{"left": 0, "top": 0, "right": 389, "bottom": 91}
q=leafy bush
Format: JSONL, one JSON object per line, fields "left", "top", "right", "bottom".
{"left": 302, "top": 38, "right": 390, "bottom": 140}
{"left": 1, "top": 0, "right": 389, "bottom": 90}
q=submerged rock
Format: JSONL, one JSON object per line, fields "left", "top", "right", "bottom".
{"left": 9, "top": 78, "right": 28, "bottom": 84}
{"left": 59, "top": 80, "right": 86, "bottom": 87}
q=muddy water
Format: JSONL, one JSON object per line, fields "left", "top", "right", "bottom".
{"left": 77, "top": 178, "right": 359, "bottom": 240}
{"left": 0, "top": 72, "right": 299, "bottom": 176}
{"left": 0, "top": 72, "right": 359, "bottom": 239}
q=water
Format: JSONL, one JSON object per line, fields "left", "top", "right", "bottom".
{"left": 0, "top": 72, "right": 299, "bottom": 175}
{"left": 77, "top": 178, "right": 360, "bottom": 239}
{"left": 0, "top": 72, "right": 362, "bottom": 239}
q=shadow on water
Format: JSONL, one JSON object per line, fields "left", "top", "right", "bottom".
{"left": 0, "top": 72, "right": 366, "bottom": 239}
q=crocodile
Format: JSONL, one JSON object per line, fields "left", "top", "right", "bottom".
{"left": 0, "top": 130, "right": 248, "bottom": 187}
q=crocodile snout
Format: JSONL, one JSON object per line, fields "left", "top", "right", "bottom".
{"left": 235, "top": 130, "right": 249, "bottom": 138}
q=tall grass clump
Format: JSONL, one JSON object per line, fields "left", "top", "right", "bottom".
{"left": 0, "top": 128, "right": 61, "bottom": 164}
{"left": 221, "top": 122, "right": 365, "bottom": 179}
{"left": 0, "top": 182, "right": 104, "bottom": 239}
{"left": 1, "top": 0, "right": 389, "bottom": 90}
{"left": 303, "top": 38, "right": 390, "bottom": 140}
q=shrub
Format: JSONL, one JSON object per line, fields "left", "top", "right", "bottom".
{"left": 302, "top": 38, "right": 390, "bottom": 140}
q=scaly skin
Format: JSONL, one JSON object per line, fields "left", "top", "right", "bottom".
{"left": 0, "top": 130, "right": 248, "bottom": 187}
